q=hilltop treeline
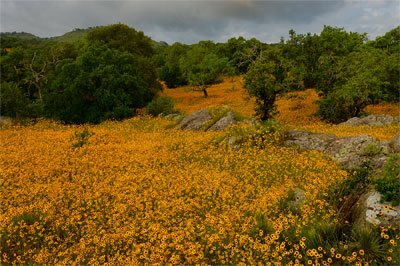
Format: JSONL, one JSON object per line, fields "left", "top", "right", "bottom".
{"left": 154, "top": 25, "right": 399, "bottom": 122}
{"left": 1, "top": 24, "right": 399, "bottom": 123}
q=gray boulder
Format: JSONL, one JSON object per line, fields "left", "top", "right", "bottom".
{"left": 208, "top": 112, "right": 237, "bottom": 131}
{"left": 326, "top": 134, "right": 383, "bottom": 169}
{"left": 285, "top": 130, "right": 398, "bottom": 169}
{"left": 340, "top": 114, "right": 397, "bottom": 126}
{"left": 354, "top": 190, "right": 400, "bottom": 227}
{"left": 384, "top": 134, "right": 400, "bottom": 153}
{"left": 285, "top": 130, "right": 336, "bottom": 152}
{"left": 176, "top": 109, "right": 212, "bottom": 130}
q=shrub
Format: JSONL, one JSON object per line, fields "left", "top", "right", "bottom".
{"left": 315, "top": 88, "right": 368, "bottom": 124}
{"left": 375, "top": 154, "right": 400, "bottom": 206}
{"left": 0, "top": 82, "right": 30, "bottom": 117}
{"left": 350, "top": 225, "right": 390, "bottom": 264}
{"left": 146, "top": 97, "right": 175, "bottom": 116}
{"left": 325, "top": 161, "right": 373, "bottom": 222}
{"left": 71, "top": 128, "right": 93, "bottom": 148}
{"left": 44, "top": 43, "right": 160, "bottom": 124}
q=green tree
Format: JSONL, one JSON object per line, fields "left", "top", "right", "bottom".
{"left": 243, "top": 45, "right": 303, "bottom": 120}
{"left": 316, "top": 47, "right": 392, "bottom": 123}
{"left": 370, "top": 26, "right": 400, "bottom": 55}
{"left": 158, "top": 42, "right": 188, "bottom": 88}
{"left": 180, "top": 42, "right": 230, "bottom": 97}
{"left": 44, "top": 43, "right": 157, "bottom": 123}
{"left": 86, "top": 23, "right": 153, "bottom": 57}
{"left": 86, "top": 24, "right": 161, "bottom": 94}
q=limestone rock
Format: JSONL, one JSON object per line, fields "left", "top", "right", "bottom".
{"left": 354, "top": 190, "right": 400, "bottom": 227}
{"left": 340, "top": 115, "right": 396, "bottom": 126}
{"left": 208, "top": 112, "right": 237, "bottom": 131}
{"left": 176, "top": 109, "right": 212, "bottom": 131}
{"left": 326, "top": 134, "right": 381, "bottom": 169}
{"left": 285, "top": 130, "right": 336, "bottom": 153}
{"left": 385, "top": 134, "right": 400, "bottom": 153}
{"left": 285, "top": 130, "right": 397, "bottom": 169}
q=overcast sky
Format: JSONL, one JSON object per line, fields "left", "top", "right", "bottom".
{"left": 1, "top": 0, "right": 399, "bottom": 44}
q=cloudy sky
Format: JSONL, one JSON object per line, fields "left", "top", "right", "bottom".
{"left": 1, "top": 0, "right": 399, "bottom": 44}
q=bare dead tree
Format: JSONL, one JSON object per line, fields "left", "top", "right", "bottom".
{"left": 12, "top": 51, "right": 48, "bottom": 100}
{"left": 238, "top": 44, "right": 266, "bottom": 70}
{"left": 26, "top": 51, "right": 47, "bottom": 99}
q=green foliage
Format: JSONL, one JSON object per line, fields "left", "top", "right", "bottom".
{"left": 351, "top": 225, "right": 390, "bottom": 264}
{"left": 157, "top": 42, "right": 188, "bottom": 87}
{"left": 361, "top": 143, "right": 384, "bottom": 157}
{"left": 302, "top": 221, "right": 345, "bottom": 251}
{"left": 72, "top": 128, "right": 93, "bottom": 148}
{"left": 244, "top": 61, "right": 279, "bottom": 120}
{"left": 146, "top": 97, "right": 175, "bottom": 116}
{"left": 0, "top": 211, "right": 52, "bottom": 265}
{"left": 370, "top": 26, "right": 400, "bottom": 55}
{"left": 375, "top": 154, "right": 400, "bottom": 206}
{"left": 248, "top": 212, "right": 274, "bottom": 243}
{"left": 178, "top": 41, "right": 231, "bottom": 96}
{"left": 325, "top": 161, "right": 373, "bottom": 222}
{"left": 44, "top": 43, "right": 157, "bottom": 123}
{"left": 86, "top": 23, "right": 153, "bottom": 57}
{"left": 0, "top": 82, "right": 30, "bottom": 117}
{"left": 315, "top": 47, "right": 392, "bottom": 123}
{"left": 284, "top": 26, "right": 400, "bottom": 122}
{"left": 243, "top": 44, "right": 304, "bottom": 120}
{"left": 159, "top": 64, "right": 186, "bottom": 88}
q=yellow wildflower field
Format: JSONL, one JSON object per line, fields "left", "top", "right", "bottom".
{"left": 1, "top": 77, "right": 399, "bottom": 265}
{"left": 162, "top": 77, "right": 399, "bottom": 140}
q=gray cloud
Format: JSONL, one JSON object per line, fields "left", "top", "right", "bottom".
{"left": 1, "top": 0, "right": 398, "bottom": 44}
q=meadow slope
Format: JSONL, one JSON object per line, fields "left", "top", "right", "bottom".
{"left": 1, "top": 77, "right": 399, "bottom": 265}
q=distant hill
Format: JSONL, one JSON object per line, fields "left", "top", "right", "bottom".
{"left": 1, "top": 32, "right": 39, "bottom": 40}
{"left": 1, "top": 27, "right": 168, "bottom": 49}
{"left": 47, "top": 28, "right": 95, "bottom": 43}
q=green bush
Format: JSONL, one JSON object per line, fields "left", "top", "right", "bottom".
{"left": 315, "top": 88, "right": 369, "bottom": 124}
{"left": 146, "top": 97, "right": 175, "bottom": 116}
{"left": 71, "top": 128, "right": 93, "bottom": 148}
{"left": 44, "top": 43, "right": 160, "bottom": 124}
{"left": 325, "top": 161, "right": 373, "bottom": 222}
{"left": 159, "top": 64, "right": 186, "bottom": 88}
{"left": 375, "top": 154, "right": 400, "bottom": 206}
{"left": 0, "top": 82, "right": 30, "bottom": 117}
{"left": 350, "top": 225, "right": 391, "bottom": 264}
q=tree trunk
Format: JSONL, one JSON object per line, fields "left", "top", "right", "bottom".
{"left": 202, "top": 87, "right": 208, "bottom": 98}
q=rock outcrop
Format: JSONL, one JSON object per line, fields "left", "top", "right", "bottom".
{"left": 285, "top": 130, "right": 399, "bottom": 169}
{"left": 353, "top": 190, "right": 400, "bottom": 227}
{"left": 208, "top": 112, "right": 237, "bottom": 131}
{"left": 285, "top": 128, "right": 400, "bottom": 227}
{"left": 339, "top": 114, "right": 400, "bottom": 126}
{"left": 176, "top": 109, "right": 212, "bottom": 131}
{"left": 176, "top": 109, "right": 238, "bottom": 131}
